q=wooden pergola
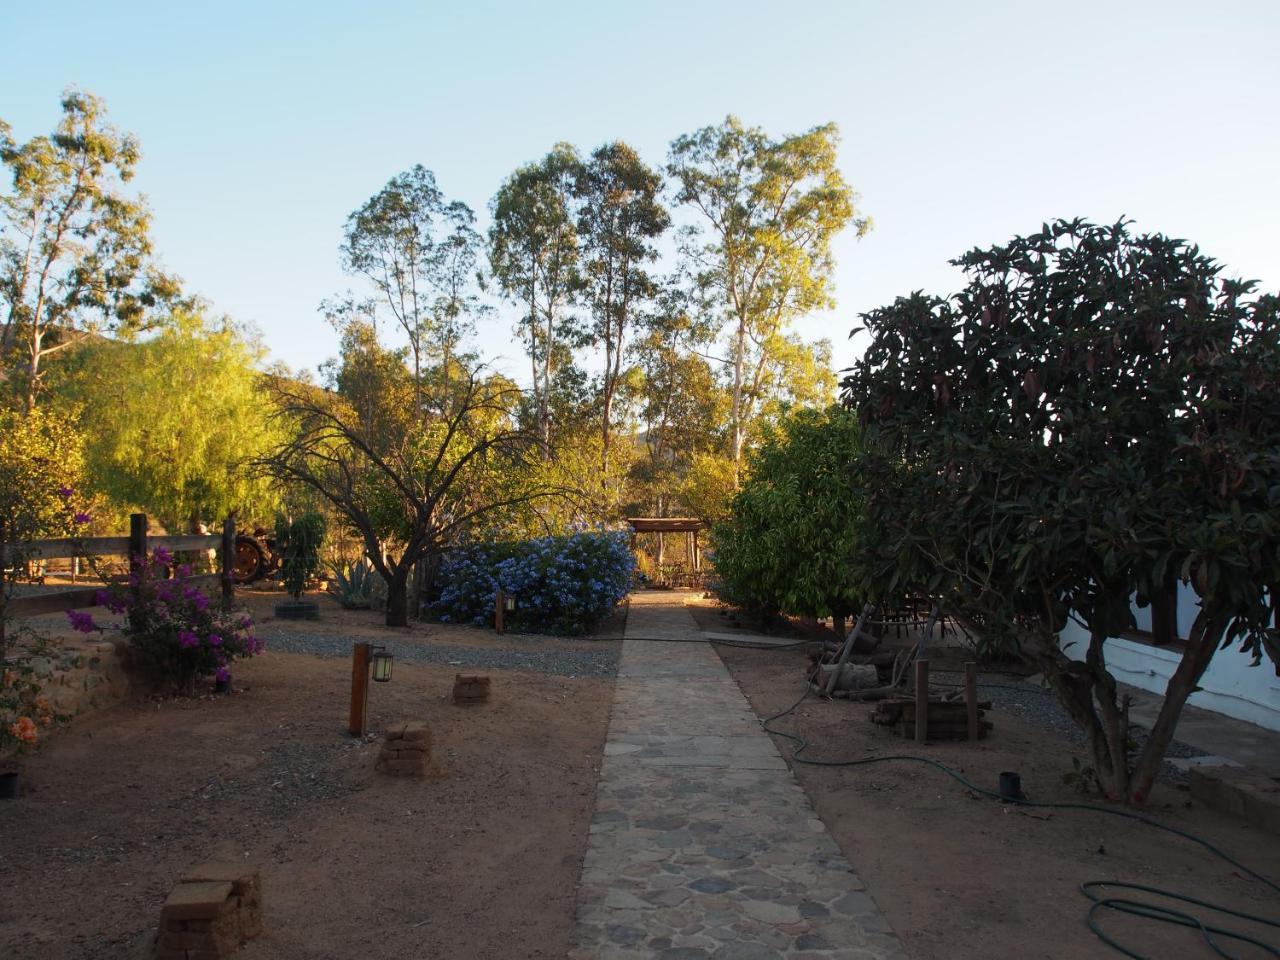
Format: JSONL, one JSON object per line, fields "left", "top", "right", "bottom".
{"left": 626, "top": 517, "right": 708, "bottom": 573}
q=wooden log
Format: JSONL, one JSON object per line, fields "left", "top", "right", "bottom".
{"left": 965, "top": 661, "right": 979, "bottom": 741}
{"left": 349, "top": 642, "right": 371, "bottom": 736}
{"left": 221, "top": 516, "right": 235, "bottom": 605}
{"left": 915, "top": 659, "right": 929, "bottom": 743}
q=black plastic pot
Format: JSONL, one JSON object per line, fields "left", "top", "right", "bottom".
{"left": 0, "top": 771, "right": 21, "bottom": 800}
{"left": 998, "top": 771, "right": 1024, "bottom": 801}
{"left": 274, "top": 599, "right": 320, "bottom": 620}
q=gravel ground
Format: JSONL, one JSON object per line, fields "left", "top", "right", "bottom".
{"left": 257, "top": 627, "right": 621, "bottom": 678}
{"left": 930, "top": 668, "right": 1205, "bottom": 784}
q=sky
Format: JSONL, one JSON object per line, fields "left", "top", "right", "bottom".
{"left": 3, "top": 0, "right": 1278, "bottom": 383}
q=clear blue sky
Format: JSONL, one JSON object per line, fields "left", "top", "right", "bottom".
{"left": 3, "top": 0, "right": 1278, "bottom": 381}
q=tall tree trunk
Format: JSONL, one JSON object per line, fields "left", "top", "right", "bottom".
{"left": 731, "top": 317, "right": 746, "bottom": 478}
{"left": 384, "top": 567, "right": 410, "bottom": 628}
{"left": 1127, "top": 611, "right": 1225, "bottom": 804}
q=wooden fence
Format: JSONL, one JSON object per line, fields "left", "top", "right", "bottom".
{"left": 1, "top": 513, "right": 235, "bottom": 621}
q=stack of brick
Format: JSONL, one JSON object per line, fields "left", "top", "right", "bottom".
{"left": 155, "top": 862, "right": 262, "bottom": 959}
{"left": 376, "top": 721, "right": 431, "bottom": 776}
{"left": 452, "top": 674, "right": 491, "bottom": 705}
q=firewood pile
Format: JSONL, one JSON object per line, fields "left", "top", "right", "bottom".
{"left": 869, "top": 696, "right": 993, "bottom": 740}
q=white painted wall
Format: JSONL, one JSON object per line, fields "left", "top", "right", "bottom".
{"left": 1058, "top": 585, "right": 1280, "bottom": 733}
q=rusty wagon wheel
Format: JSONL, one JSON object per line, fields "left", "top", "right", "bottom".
{"left": 232, "top": 535, "right": 268, "bottom": 584}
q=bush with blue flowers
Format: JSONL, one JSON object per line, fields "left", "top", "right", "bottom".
{"left": 434, "top": 531, "right": 635, "bottom": 635}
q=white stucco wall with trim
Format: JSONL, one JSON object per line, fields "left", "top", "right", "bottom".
{"left": 1058, "top": 585, "right": 1280, "bottom": 733}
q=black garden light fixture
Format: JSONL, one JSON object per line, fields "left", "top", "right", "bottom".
{"left": 371, "top": 645, "right": 394, "bottom": 683}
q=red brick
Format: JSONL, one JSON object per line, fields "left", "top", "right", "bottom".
{"left": 160, "top": 881, "right": 233, "bottom": 922}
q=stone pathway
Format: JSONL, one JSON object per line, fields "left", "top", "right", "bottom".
{"left": 570, "top": 592, "right": 905, "bottom": 960}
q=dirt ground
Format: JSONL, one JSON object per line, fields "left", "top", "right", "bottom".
{"left": 0, "top": 638, "right": 613, "bottom": 958}
{"left": 715, "top": 640, "right": 1280, "bottom": 960}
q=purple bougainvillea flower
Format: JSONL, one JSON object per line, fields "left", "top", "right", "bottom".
{"left": 57, "top": 485, "right": 74, "bottom": 499}
{"left": 94, "top": 589, "right": 110, "bottom": 607}
{"left": 153, "top": 546, "right": 173, "bottom": 566}
{"left": 72, "top": 512, "right": 91, "bottom": 525}
{"left": 66, "top": 610, "right": 98, "bottom": 633}
{"left": 190, "top": 592, "right": 209, "bottom": 613}
{"left": 215, "top": 665, "right": 231, "bottom": 682}
{"left": 207, "top": 633, "right": 222, "bottom": 647}
{"left": 177, "top": 630, "right": 198, "bottom": 649}
{"left": 238, "top": 615, "right": 253, "bottom": 630}
{"left": 176, "top": 563, "right": 192, "bottom": 578}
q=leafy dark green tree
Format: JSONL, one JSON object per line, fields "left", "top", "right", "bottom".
{"left": 275, "top": 511, "right": 326, "bottom": 601}
{"left": 0, "top": 90, "right": 181, "bottom": 412}
{"left": 712, "top": 406, "right": 866, "bottom": 632}
{"left": 488, "top": 143, "right": 584, "bottom": 448}
{"left": 843, "top": 219, "right": 1280, "bottom": 804}
{"left": 574, "top": 141, "right": 669, "bottom": 472}
{"left": 668, "top": 116, "right": 868, "bottom": 474}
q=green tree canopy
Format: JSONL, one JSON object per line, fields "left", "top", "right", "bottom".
{"left": 711, "top": 405, "right": 866, "bottom": 630}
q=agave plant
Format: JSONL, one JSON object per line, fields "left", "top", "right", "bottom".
{"left": 328, "top": 557, "right": 381, "bottom": 610}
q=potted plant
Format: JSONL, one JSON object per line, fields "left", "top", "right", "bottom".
{"left": 1, "top": 655, "right": 58, "bottom": 799}
{"left": 273, "top": 512, "right": 326, "bottom": 620}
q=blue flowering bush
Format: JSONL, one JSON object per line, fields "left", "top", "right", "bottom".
{"left": 434, "top": 532, "right": 635, "bottom": 635}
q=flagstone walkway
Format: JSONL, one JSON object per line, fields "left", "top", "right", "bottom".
{"left": 569, "top": 591, "right": 905, "bottom": 960}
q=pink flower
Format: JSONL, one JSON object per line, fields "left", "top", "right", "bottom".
{"left": 177, "top": 630, "right": 198, "bottom": 649}
{"left": 72, "top": 512, "right": 91, "bottom": 525}
{"left": 66, "top": 610, "right": 98, "bottom": 633}
{"left": 238, "top": 615, "right": 254, "bottom": 630}
{"left": 176, "top": 563, "right": 192, "bottom": 578}
{"left": 153, "top": 546, "right": 173, "bottom": 566}
{"left": 215, "top": 665, "right": 231, "bottom": 683}
{"left": 56, "top": 486, "right": 74, "bottom": 499}
{"left": 207, "top": 633, "right": 222, "bottom": 647}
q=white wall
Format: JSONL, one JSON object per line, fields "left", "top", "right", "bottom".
{"left": 1058, "top": 586, "right": 1280, "bottom": 733}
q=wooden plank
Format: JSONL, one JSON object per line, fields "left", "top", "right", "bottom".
{"left": 965, "top": 661, "right": 979, "bottom": 741}
{"left": 5, "top": 573, "right": 222, "bottom": 619}
{"left": 220, "top": 517, "right": 235, "bottom": 603}
{"left": 6, "top": 587, "right": 107, "bottom": 618}
{"left": 1, "top": 536, "right": 131, "bottom": 563}
{"left": 915, "top": 659, "right": 929, "bottom": 743}
{"left": 150, "top": 534, "right": 223, "bottom": 553}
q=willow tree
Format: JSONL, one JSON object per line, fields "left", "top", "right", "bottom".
{"left": 261, "top": 319, "right": 554, "bottom": 626}
{"left": 0, "top": 89, "right": 180, "bottom": 412}
{"left": 668, "top": 116, "right": 868, "bottom": 474}
{"left": 54, "top": 309, "right": 282, "bottom": 531}
{"left": 844, "top": 219, "right": 1280, "bottom": 804}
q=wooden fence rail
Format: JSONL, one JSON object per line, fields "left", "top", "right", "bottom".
{"left": 1, "top": 513, "right": 235, "bottom": 621}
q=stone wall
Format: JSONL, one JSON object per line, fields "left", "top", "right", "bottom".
{"left": 25, "top": 637, "right": 132, "bottom": 719}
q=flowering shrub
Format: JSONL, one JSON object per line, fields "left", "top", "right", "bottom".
{"left": 434, "top": 532, "right": 634, "bottom": 635}
{"left": 70, "top": 547, "right": 263, "bottom": 694}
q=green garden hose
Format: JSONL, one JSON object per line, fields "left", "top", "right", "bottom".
{"left": 760, "top": 673, "right": 1280, "bottom": 960}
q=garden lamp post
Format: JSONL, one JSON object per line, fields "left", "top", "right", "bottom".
{"left": 349, "top": 641, "right": 394, "bottom": 736}
{"left": 495, "top": 590, "right": 516, "bottom": 634}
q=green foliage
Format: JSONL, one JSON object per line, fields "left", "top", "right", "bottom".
{"left": 711, "top": 406, "right": 866, "bottom": 621}
{"left": 275, "top": 511, "right": 326, "bottom": 601}
{"left": 0, "top": 89, "right": 181, "bottom": 412}
{"left": 54, "top": 309, "right": 283, "bottom": 531}
{"left": 843, "top": 218, "right": 1280, "bottom": 803}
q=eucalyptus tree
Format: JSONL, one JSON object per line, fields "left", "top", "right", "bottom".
{"left": 668, "top": 116, "right": 869, "bottom": 474}
{"left": 574, "top": 141, "right": 669, "bottom": 471}
{"left": 844, "top": 219, "right": 1280, "bottom": 805}
{"left": 0, "top": 90, "right": 181, "bottom": 412}
{"left": 341, "top": 166, "right": 485, "bottom": 410}
{"left": 488, "top": 143, "right": 584, "bottom": 448}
